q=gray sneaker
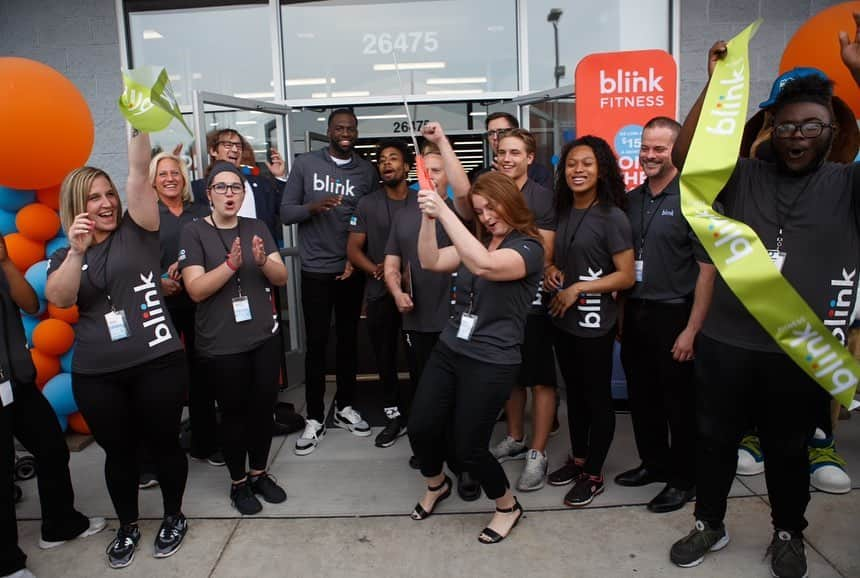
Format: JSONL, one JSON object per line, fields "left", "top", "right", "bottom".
{"left": 670, "top": 520, "right": 730, "bottom": 568}
{"left": 333, "top": 405, "right": 372, "bottom": 437}
{"left": 490, "top": 435, "right": 528, "bottom": 462}
{"left": 517, "top": 449, "right": 548, "bottom": 491}
{"left": 768, "top": 530, "right": 808, "bottom": 578}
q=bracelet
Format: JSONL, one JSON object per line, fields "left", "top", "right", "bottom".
{"left": 225, "top": 257, "right": 239, "bottom": 272}
{"left": 257, "top": 258, "right": 267, "bottom": 268}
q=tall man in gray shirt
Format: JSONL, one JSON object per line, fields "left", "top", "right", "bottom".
{"left": 281, "top": 109, "right": 379, "bottom": 456}
{"left": 617, "top": 117, "right": 715, "bottom": 514}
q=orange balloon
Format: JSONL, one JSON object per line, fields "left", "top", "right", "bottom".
{"left": 4, "top": 233, "right": 45, "bottom": 272}
{"left": 0, "top": 57, "right": 94, "bottom": 190}
{"left": 32, "top": 318, "right": 75, "bottom": 356}
{"left": 47, "top": 303, "right": 79, "bottom": 324}
{"left": 36, "top": 185, "right": 61, "bottom": 211}
{"left": 781, "top": 2, "right": 860, "bottom": 117}
{"left": 16, "top": 203, "right": 61, "bottom": 242}
{"left": 68, "top": 412, "right": 91, "bottom": 435}
{"left": 30, "top": 348, "right": 60, "bottom": 386}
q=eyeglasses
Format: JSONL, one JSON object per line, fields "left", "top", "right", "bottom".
{"left": 485, "top": 128, "right": 511, "bottom": 138}
{"left": 209, "top": 182, "right": 244, "bottom": 195}
{"left": 217, "top": 140, "right": 244, "bottom": 150}
{"left": 773, "top": 121, "right": 835, "bottom": 139}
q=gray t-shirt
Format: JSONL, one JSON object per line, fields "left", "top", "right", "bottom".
{"left": 384, "top": 197, "right": 453, "bottom": 333}
{"left": 0, "top": 269, "right": 36, "bottom": 386}
{"left": 702, "top": 159, "right": 860, "bottom": 351}
{"left": 178, "top": 217, "right": 280, "bottom": 357}
{"left": 552, "top": 204, "right": 633, "bottom": 337}
{"left": 521, "top": 178, "right": 556, "bottom": 313}
{"left": 440, "top": 231, "right": 544, "bottom": 364}
{"left": 280, "top": 148, "right": 379, "bottom": 274}
{"left": 349, "top": 189, "right": 409, "bottom": 302}
{"left": 47, "top": 215, "right": 183, "bottom": 375}
{"left": 626, "top": 176, "right": 703, "bottom": 301}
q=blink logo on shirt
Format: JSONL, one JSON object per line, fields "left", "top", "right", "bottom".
{"left": 824, "top": 268, "right": 857, "bottom": 346}
{"left": 134, "top": 272, "right": 173, "bottom": 347}
{"left": 313, "top": 173, "right": 356, "bottom": 196}
{"left": 577, "top": 267, "right": 604, "bottom": 329}
{"left": 661, "top": 209, "right": 674, "bottom": 217}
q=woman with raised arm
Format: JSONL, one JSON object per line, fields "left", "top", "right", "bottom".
{"left": 45, "top": 128, "right": 189, "bottom": 569}
{"left": 407, "top": 172, "right": 544, "bottom": 544}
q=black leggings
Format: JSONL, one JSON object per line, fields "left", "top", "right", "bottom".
{"left": 366, "top": 295, "right": 405, "bottom": 413}
{"left": 73, "top": 350, "right": 188, "bottom": 525}
{"left": 408, "top": 341, "right": 518, "bottom": 500}
{"left": 555, "top": 328, "right": 617, "bottom": 476}
{"left": 200, "top": 336, "right": 280, "bottom": 482}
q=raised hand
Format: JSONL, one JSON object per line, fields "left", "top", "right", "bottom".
{"left": 251, "top": 234, "right": 268, "bottom": 267}
{"left": 707, "top": 40, "right": 728, "bottom": 78}
{"left": 266, "top": 147, "right": 287, "bottom": 178}
{"left": 69, "top": 212, "right": 95, "bottom": 255}
{"left": 421, "top": 122, "right": 446, "bottom": 143}
{"left": 839, "top": 12, "right": 860, "bottom": 83}
{"left": 227, "top": 236, "right": 243, "bottom": 270}
{"left": 417, "top": 189, "right": 443, "bottom": 219}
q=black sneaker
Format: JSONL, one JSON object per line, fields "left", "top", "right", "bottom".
{"left": 563, "top": 474, "right": 604, "bottom": 507}
{"left": 230, "top": 481, "right": 263, "bottom": 515}
{"left": 106, "top": 523, "right": 141, "bottom": 569}
{"left": 670, "top": 520, "right": 730, "bottom": 568}
{"left": 207, "top": 450, "right": 226, "bottom": 467}
{"left": 767, "top": 529, "right": 807, "bottom": 578}
{"left": 548, "top": 458, "right": 583, "bottom": 486}
{"left": 138, "top": 472, "right": 159, "bottom": 489}
{"left": 375, "top": 416, "right": 406, "bottom": 448}
{"left": 153, "top": 513, "right": 188, "bottom": 558}
{"left": 249, "top": 472, "right": 287, "bottom": 504}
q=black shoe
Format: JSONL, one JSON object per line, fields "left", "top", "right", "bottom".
{"left": 138, "top": 472, "right": 159, "bottom": 489}
{"left": 647, "top": 484, "right": 696, "bottom": 513}
{"left": 408, "top": 455, "right": 421, "bottom": 470}
{"left": 614, "top": 464, "right": 667, "bottom": 487}
{"left": 207, "top": 450, "right": 226, "bottom": 467}
{"left": 767, "top": 529, "right": 807, "bottom": 578}
{"left": 670, "top": 520, "right": 729, "bottom": 568}
{"left": 230, "top": 481, "right": 263, "bottom": 515}
{"left": 548, "top": 458, "right": 583, "bottom": 486}
{"left": 153, "top": 513, "right": 188, "bottom": 558}
{"left": 106, "top": 523, "right": 141, "bottom": 569}
{"left": 457, "top": 471, "right": 482, "bottom": 502}
{"left": 249, "top": 472, "right": 287, "bottom": 504}
{"left": 410, "top": 475, "right": 452, "bottom": 520}
{"left": 375, "top": 416, "right": 407, "bottom": 448}
{"left": 478, "top": 497, "right": 524, "bottom": 544}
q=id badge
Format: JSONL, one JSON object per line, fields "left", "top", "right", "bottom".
{"left": 104, "top": 309, "right": 130, "bottom": 341}
{"left": 456, "top": 313, "right": 478, "bottom": 341}
{"left": 232, "top": 296, "right": 252, "bottom": 323}
{"left": 767, "top": 250, "right": 787, "bottom": 273}
{"left": 634, "top": 259, "right": 644, "bottom": 282}
{"left": 0, "top": 380, "right": 13, "bottom": 407}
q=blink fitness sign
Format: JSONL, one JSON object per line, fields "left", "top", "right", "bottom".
{"left": 576, "top": 49, "right": 678, "bottom": 189}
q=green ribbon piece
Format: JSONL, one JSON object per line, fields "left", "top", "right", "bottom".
{"left": 118, "top": 66, "right": 191, "bottom": 135}
{"left": 680, "top": 19, "right": 859, "bottom": 411}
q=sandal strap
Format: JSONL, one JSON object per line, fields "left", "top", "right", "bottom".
{"left": 479, "top": 527, "right": 503, "bottom": 543}
{"left": 427, "top": 475, "right": 450, "bottom": 492}
{"left": 495, "top": 498, "right": 521, "bottom": 514}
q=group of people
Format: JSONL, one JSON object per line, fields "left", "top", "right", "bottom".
{"left": 3, "top": 13, "right": 859, "bottom": 578}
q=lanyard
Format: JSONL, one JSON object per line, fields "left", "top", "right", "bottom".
{"left": 559, "top": 199, "right": 598, "bottom": 266}
{"left": 638, "top": 189, "right": 668, "bottom": 258}
{"left": 774, "top": 174, "right": 813, "bottom": 252}
{"left": 84, "top": 233, "right": 118, "bottom": 311}
{"left": 210, "top": 216, "right": 243, "bottom": 295}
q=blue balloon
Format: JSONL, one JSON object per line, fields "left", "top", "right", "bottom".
{"left": 60, "top": 346, "right": 74, "bottom": 373}
{"left": 56, "top": 413, "right": 68, "bottom": 432}
{"left": 0, "top": 209, "right": 17, "bottom": 235}
{"left": 0, "top": 186, "right": 36, "bottom": 212}
{"left": 46, "top": 235, "right": 69, "bottom": 257}
{"left": 42, "top": 372, "right": 77, "bottom": 416}
{"left": 21, "top": 314, "right": 39, "bottom": 347}
{"left": 24, "top": 260, "right": 49, "bottom": 301}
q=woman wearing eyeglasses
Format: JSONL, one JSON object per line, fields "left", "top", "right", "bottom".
{"left": 179, "top": 161, "right": 288, "bottom": 515}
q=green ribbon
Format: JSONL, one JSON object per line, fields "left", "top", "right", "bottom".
{"left": 118, "top": 66, "right": 191, "bottom": 135}
{"left": 680, "top": 19, "right": 859, "bottom": 411}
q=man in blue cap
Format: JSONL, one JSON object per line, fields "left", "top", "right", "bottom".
{"left": 667, "top": 12, "right": 860, "bottom": 578}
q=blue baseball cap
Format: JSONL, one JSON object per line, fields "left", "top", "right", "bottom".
{"left": 759, "top": 67, "right": 830, "bottom": 109}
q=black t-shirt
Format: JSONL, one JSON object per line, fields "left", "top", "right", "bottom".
{"left": 349, "top": 189, "right": 409, "bottom": 302}
{"left": 0, "top": 269, "right": 36, "bottom": 386}
{"left": 469, "top": 163, "right": 554, "bottom": 190}
{"left": 552, "top": 204, "right": 633, "bottom": 337}
{"left": 702, "top": 159, "right": 860, "bottom": 351}
{"left": 440, "top": 231, "right": 544, "bottom": 364}
{"left": 47, "top": 215, "right": 183, "bottom": 374}
{"left": 626, "top": 176, "right": 703, "bottom": 301}
{"left": 178, "top": 217, "right": 280, "bottom": 357}
{"left": 159, "top": 200, "right": 210, "bottom": 310}
{"left": 384, "top": 197, "right": 454, "bottom": 333}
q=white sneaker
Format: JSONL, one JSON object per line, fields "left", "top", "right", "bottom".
{"left": 3, "top": 569, "right": 36, "bottom": 578}
{"left": 333, "top": 406, "right": 372, "bottom": 437}
{"left": 809, "top": 428, "right": 851, "bottom": 494}
{"left": 295, "top": 419, "right": 326, "bottom": 455}
{"left": 490, "top": 435, "right": 528, "bottom": 462}
{"left": 517, "top": 449, "right": 548, "bottom": 491}
{"left": 39, "top": 516, "right": 106, "bottom": 549}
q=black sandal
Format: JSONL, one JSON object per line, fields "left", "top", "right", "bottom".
{"left": 478, "top": 497, "right": 524, "bottom": 544}
{"left": 410, "top": 475, "right": 452, "bottom": 520}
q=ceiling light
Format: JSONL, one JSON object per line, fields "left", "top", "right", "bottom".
{"left": 311, "top": 92, "right": 329, "bottom": 98}
{"left": 469, "top": 112, "right": 487, "bottom": 117}
{"left": 373, "top": 62, "right": 446, "bottom": 71}
{"left": 192, "top": 73, "right": 203, "bottom": 80}
{"left": 425, "top": 89, "right": 483, "bottom": 95}
{"left": 142, "top": 29, "right": 163, "bottom": 40}
{"left": 355, "top": 114, "right": 407, "bottom": 120}
{"left": 331, "top": 90, "right": 370, "bottom": 97}
{"left": 235, "top": 120, "right": 257, "bottom": 125}
{"left": 168, "top": 74, "right": 181, "bottom": 81}
{"left": 285, "top": 77, "right": 328, "bottom": 87}
{"left": 233, "top": 91, "right": 275, "bottom": 99}
{"left": 426, "top": 77, "right": 487, "bottom": 85}
{"left": 316, "top": 117, "right": 326, "bottom": 122}
{"left": 457, "top": 140, "right": 484, "bottom": 145}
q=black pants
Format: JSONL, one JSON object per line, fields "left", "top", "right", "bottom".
{"left": 301, "top": 271, "right": 365, "bottom": 422}
{"left": 694, "top": 334, "right": 830, "bottom": 533}
{"left": 555, "top": 328, "right": 617, "bottom": 476}
{"left": 73, "top": 350, "right": 188, "bottom": 525}
{"left": 201, "top": 337, "right": 280, "bottom": 482}
{"left": 366, "top": 295, "right": 405, "bottom": 413}
{"left": 408, "top": 341, "right": 518, "bottom": 500}
{"left": 403, "top": 331, "right": 440, "bottom": 418}
{"left": 1, "top": 402, "right": 25, "bottom": 576}
{"left": 620, "top": 299, "right": 696, "bottom": 489}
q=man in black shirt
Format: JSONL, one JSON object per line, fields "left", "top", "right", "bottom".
{"left": 468, "top": 112, "right": 553, "bottom": 189}
{"left": 668, "top": 17, "right": 860, "bottom": 577}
